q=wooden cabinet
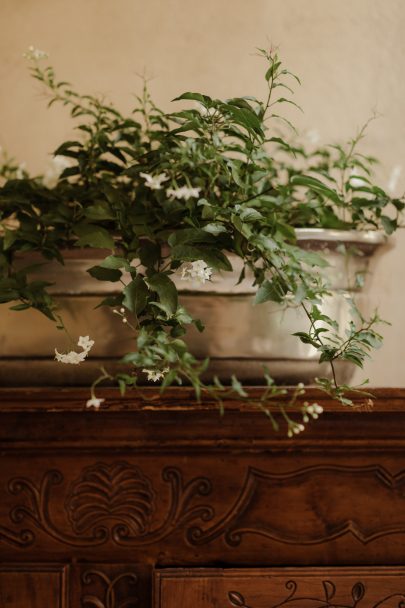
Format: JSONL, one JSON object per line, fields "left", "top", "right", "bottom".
{"left": 0, "top": 388, "right": 405, "bottom": 606}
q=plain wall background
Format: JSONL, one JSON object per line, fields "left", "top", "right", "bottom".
{"left": 1, "top": 0, "right": 404, "bottom": 386}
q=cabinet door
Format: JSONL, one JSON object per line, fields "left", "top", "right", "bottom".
{"left": 0, "top": 565, "right": 67, "bottom": 608}
{"left": 155, "top": 568, "right": 405, "bottom": 607}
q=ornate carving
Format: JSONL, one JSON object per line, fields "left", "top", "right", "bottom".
{"left": 0, "top": 525, "right": 34, "bottom": 547}
{"left": 7, "top": 463, "right": 214, "bottom": 547}
{"left": 188, "top": 465, "right": 405, "bottom": 546}
{"left": 81, "top": 569, "right": 138, "bottom": 608}
{"left": 228, "top": 582, "right": 405, "bottom": 608}
{"left": 9, "top": 470, "right": 109, "bottom": 546}
{"left": 5, "top": 462, "right": 405, "bottom": 549}
{"left": 66, "top": 462, "right": 155, "bottom": 536}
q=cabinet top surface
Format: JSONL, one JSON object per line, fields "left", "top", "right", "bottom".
{"left": 0, "top": 386, "right": 404, "bottom": 412}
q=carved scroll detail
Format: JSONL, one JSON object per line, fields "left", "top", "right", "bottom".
{"left": 228, "top": 582, "right": 405, "bottom": 608}
{"left": 0, "top": 525, "right": 34, "bottom": 548}
{"left": 7, "top": 463, "right": 214, "bottom": 547}
{"left": 4, "top": 462, "right": 405, "bottom": 549}
{"left": 188, "top": 464, "right": 405, "bottom": 546}
{"left": 81, "top": 569, "right": 138, "bottom": 608}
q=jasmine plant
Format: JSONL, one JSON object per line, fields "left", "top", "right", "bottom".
{"left": 0, "top": 46, "right": 402, "bottom": 434}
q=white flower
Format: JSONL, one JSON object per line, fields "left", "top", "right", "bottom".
{"left": 288, "top": 422, "right": 305, "bottom": 437}
{"left": 0, "top": 212, "right": 20, "bottom": 236}
{"left": 78, "top": 335, "right": 95, "bottom": 351}
{"left": 305, "top": 402, "right": 324, "bottom": 419}
{"left": 167, "top": 186, "right": 201, "bottom": 201}
{"left": 54, "top": 349, "right": 88, "bottom": 365}
{"left": 142, "top": 367, "right": 169, "bottom": 382}
{"left": 23, "top": 46, "right": 48, "bottom": 61}
{"left": 181, "top": 260, "right": 213, "bottom": 285}
{"left": 86, "top": 397, "right": 105, "bottom": 410}
{"left": 140, "top": 172, "right": 168, "bottom": 190}
{"left": 387, "top": 165, "right": 402, "bottom": 195}
{"left": 42, "top": 156, "right": 70, "bottom": 189}
{"left": 55, "top": 335, "right": 94, "bottom": 365}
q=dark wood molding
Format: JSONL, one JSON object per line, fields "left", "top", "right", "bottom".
{"left": 1, "top": 386, "right": 405, "bottom": 411}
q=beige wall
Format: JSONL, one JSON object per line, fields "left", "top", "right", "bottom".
{"left": 1, "top": 0, "right": 404, "bottom": 386}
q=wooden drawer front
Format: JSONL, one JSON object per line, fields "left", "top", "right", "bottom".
{"left": 155, "top": 569, "right": 405, "bottom": 608}
{"left": 2, "top": 454, "right": 405, "bottom": 565}
{"left": 0, "top": 565, "right": 67, "bottom": 608}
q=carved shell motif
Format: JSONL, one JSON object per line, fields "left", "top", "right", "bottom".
{"left": 66, "top": 462, "right": 155, "bottom": 536}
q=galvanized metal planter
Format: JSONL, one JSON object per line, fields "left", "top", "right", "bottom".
{"left": 0, "top": 229, "right": 386, "bottom": 386}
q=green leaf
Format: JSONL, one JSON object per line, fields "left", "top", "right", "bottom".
{"left": 87, "top": 265, "right": 122, "bottom": 282}
{"left": 254, "top": 277, "right": 287, "bottom": 304}
{"left": 293, "top": 331, "right": 320, "bottom": 348}
{"left": 123, "top": 275, "right": 148, "bottom": 314}
{"left": 100, "top": 255, "right": 130, "bottom": 270}
{"left": 9, "top": 303, "right": 31, "bottom": 311}
{"left": 291, "top": 175, "right": 342, "bottom": 205}
{"left": 272, "top": 97, "right": 302, "bottom": 112}
{"left": 103, "top": 185, "right": 125, "bottom": 206}
{"left": 96, "top": 295, "right": 123, "bottom": 309}
{"left": 225, "top": 105, "right": 263, "bottom": 135}
{"left": 380, "top": 215, "right": 397, "bottom": 235}
{"left": 290, "top": 246, "right": 330, "bottom": 268}
{"left": 53, "top": 141, "right": 83, "bottom": 156}
{"left": 265, "top": 61, "right": 281, "bottom": 82}
{"left": 73, "top": 224, "right": 115, "bottom": 249}
{"left": 139, "top": 242, "right": 161, "bottom": 267}
{"left": 3, "top": 230, "right": 18, "bottom": 250}
{"left": 84, "top": 201, "right": 115, "bottom": 221}
{"left": 171, "top": 244, "right": 232, "bottom": 271}
{"left": 146, "top": 273, "right": 178, "bottom": 316}
{"left": 238, "top": 207, "right": 263, "bottom": 222}
{"left": 172, "top": 92, "right": 212, "bottom": 104}
{"left": 231, "top": 375, "right": 248, "bottom": 397}
{"left": 202, "top": 223, "right": 227, "bottom": 236}
{"left": 168, "top": 228, "right": 216, "bottom": 247}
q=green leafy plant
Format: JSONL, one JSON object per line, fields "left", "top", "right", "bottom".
{"left": 0, "top": 46, "right": 402, "bottom": 434}
{"left": 270, "top": 118, "right": 404, "bottom": 231}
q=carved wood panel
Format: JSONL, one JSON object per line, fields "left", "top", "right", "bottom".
{"left": 155, "top": 568, "right": 405, "bottom": 608}
{"left": 69, "top": 563, "right": 150, "bottom": 608}
{"left": 1, "top": 456, "right": 405, "bottom": 564}
{"left": 0, "top": 564, "right": 67, "bottom": 608}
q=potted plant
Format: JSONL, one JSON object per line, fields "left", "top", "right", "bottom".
{"left": 0, "top": 46, "right": 402, "bottom": 435}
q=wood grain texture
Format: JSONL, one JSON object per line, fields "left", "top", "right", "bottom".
{"left": 1, "top": 387, "right": 405, "bottom": 412}
{"left": 155, "top": 568, "right": 405, "bottom": 608}
{"left": 1, "top": 388, "right": 405, "bottom": 452}
{"left": 0, "top": 564, "right": 67, "bottom": 608}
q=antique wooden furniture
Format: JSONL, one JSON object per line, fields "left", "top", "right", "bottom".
{"left": 0, "top": 387, "right": 405, "bottom": 607}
